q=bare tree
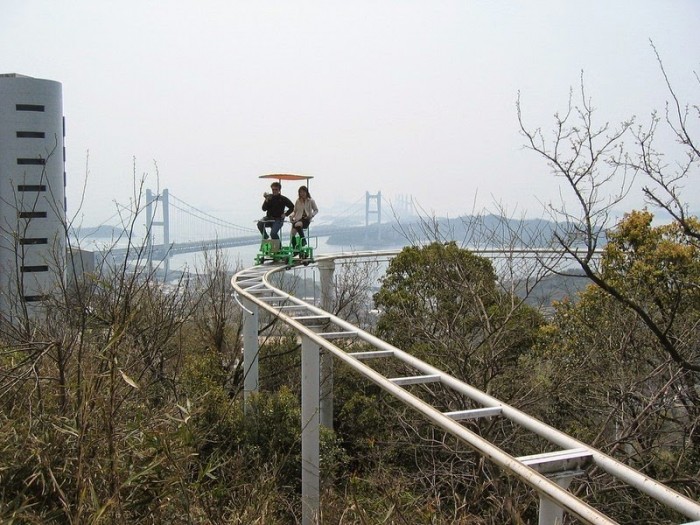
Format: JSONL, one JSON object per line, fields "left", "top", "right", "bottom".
{"left": 516, "top": 49, "right": 700, "bottom": 519}
{"left": 517, "top": 54, "right": 700, "bottom": 373}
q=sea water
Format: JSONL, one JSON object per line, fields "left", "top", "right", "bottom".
{"left": 167, "top": 234, "right": 391, "bottom": 272}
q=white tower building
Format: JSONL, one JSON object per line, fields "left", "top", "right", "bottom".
{"left": 0, "top": 74, "right": 66, "bottom": 317}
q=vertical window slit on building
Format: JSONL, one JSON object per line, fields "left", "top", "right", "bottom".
{"left": 17, "top": 185, "right": 47, "bottom": 192}
{"left": 17, "top": 158, "right": 46, "bottom": 165}
{"left": 16, "top": 131, "right": 45, "bottom": 138}
{"left": 19, "top": 211, "right": 48, "bottom": 218}
{"left": 16, "top": 104, "right": 45, "bottom": 112}
{"left": 21, "top": 265, "right": 49, "bottom": 273}
{"left": 19, "top": 238, "right": 48, "bottom": 245}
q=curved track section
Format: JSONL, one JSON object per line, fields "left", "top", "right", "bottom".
{"left": 232, "top": 253, "right": 700, "bottom": 525}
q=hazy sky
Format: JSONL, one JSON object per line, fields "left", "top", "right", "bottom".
{"left": 2, "top": 1, "right": 698, "bottom": 228}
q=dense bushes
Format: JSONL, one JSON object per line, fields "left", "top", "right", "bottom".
{"left": 1, "top": 231, "right": 698, "bottom": 523}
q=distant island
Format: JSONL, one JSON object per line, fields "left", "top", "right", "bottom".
{"left": 324, "top": 214, "right": 577, "bottom": 249}
{"left": 72, "top": 224, "right": 126, "bottom": 239}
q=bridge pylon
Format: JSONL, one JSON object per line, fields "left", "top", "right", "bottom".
{"left": 365, "top": 190, "right": 382, "bottom": 242}
{"left": 146, "top": 188, "right": 171, "bottom": 275}
{"left": 365, "top": 191, "right": 381, "bottom": 226}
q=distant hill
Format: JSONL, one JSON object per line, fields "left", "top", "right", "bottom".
{"left": 73, "top": 225, "right": 126, "bottom": 239}
{"left": 325, "top": 214, "right": 583, "bottom": 249}
{"left": 514, "top": 269, "right": 592, "bottom": 310}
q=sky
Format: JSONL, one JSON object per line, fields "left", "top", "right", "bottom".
{"left": 2, "top": 0, "right": 698, "bottom": 229}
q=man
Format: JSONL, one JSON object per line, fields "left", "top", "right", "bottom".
{"left": 257, "top": 181, "right": 294, "bottom": 240}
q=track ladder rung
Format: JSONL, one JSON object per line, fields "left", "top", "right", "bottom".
{"left": 390, "top": 374, "right": 441, "bottom": 386}
{"left": 444, "top": 407, "right": 502, "bottom": 421}
{"left": 239, "top": 271, "right": 266, "bottom": 279}
{"left": 517, "top": 448, "right": 592, "bottom": 475}
{"left": 242, "top": 276, "right": 265, "bottom": 281}
{"left": 245, "top": 285, "right": 271, "bottom": 293}
{"left": 277, "top": 305, "right": 309, "bottom": 310}
{"left": 317, "top": 331, "right": 359, "bottom": 340}
{"left": 348, "top": 350, "right": 394, "bottom": 359}
{"left": 258, "top": 296, "right": 287, "bottom": 302}
{"left": 292, "top": 315, "right": 330, "bottom": 327}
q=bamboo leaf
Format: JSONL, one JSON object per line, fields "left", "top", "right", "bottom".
{"left": 119, "top": 369, "right": 139, "bottom": 389}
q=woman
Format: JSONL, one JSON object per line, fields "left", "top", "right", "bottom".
{"left": 289, "top": 185, "right": 318, "bottom": 247}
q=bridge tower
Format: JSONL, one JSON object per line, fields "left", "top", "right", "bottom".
{"left": 365, "top": 191, "right": 381, "bottom": 242}
{"left": 365, "top": 191, "right": 381, "bottom": 226}
{"left": 145, "top": 188, "right": 170, "bottom": 275}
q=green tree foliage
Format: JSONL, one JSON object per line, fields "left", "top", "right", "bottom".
{"left": 526, "top": 211, "right": 700, "bottom": 522}
{"left": 518, "top": 50, "right": 700, "bottom": 373}
{"left": 347, "top": 242, "right": 547, "bottom": 522}
{"left": 373, "top": 242, "right": 544, "bottom": 396}
{"left": 602, "top": 210, "right": 700, "bottom": 368}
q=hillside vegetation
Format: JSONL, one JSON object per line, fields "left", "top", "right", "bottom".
{"left": 1, "top": 210, "right": 698, "bottom": 524}
{"left": 2, "top": 50, "right": 698, "bottom": 524}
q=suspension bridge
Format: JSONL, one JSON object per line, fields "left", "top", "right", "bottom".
{"left": 102, "top": 188, "right": 401, "bottom": 262}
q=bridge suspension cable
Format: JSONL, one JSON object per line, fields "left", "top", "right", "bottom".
{"left": 328, "top": 195, "right": 366, "bottom": 223}
{"left": 109, "top": 188, "right": 393, "bottom": 260}
{"left": 168, "top": 192, "right": 257, "bottom": 233}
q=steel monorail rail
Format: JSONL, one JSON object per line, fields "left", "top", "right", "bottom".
{"left": 232, "top": 251, "right": 700, "bottom": 525}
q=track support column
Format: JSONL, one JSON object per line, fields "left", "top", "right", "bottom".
{"left": 301, "top": 335, "right": 321, "bottom": 524}
{"left": 538, "top": 472, "right": 577, "bottom": 525}
{"left": 318, "top": 260, "right": 335, "bottom": 430}
{"left": 318, "top": 259, "right": 335, "bottom": 429}
{"left": 242, "top": 297, "right": 259, "bottom": 413}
